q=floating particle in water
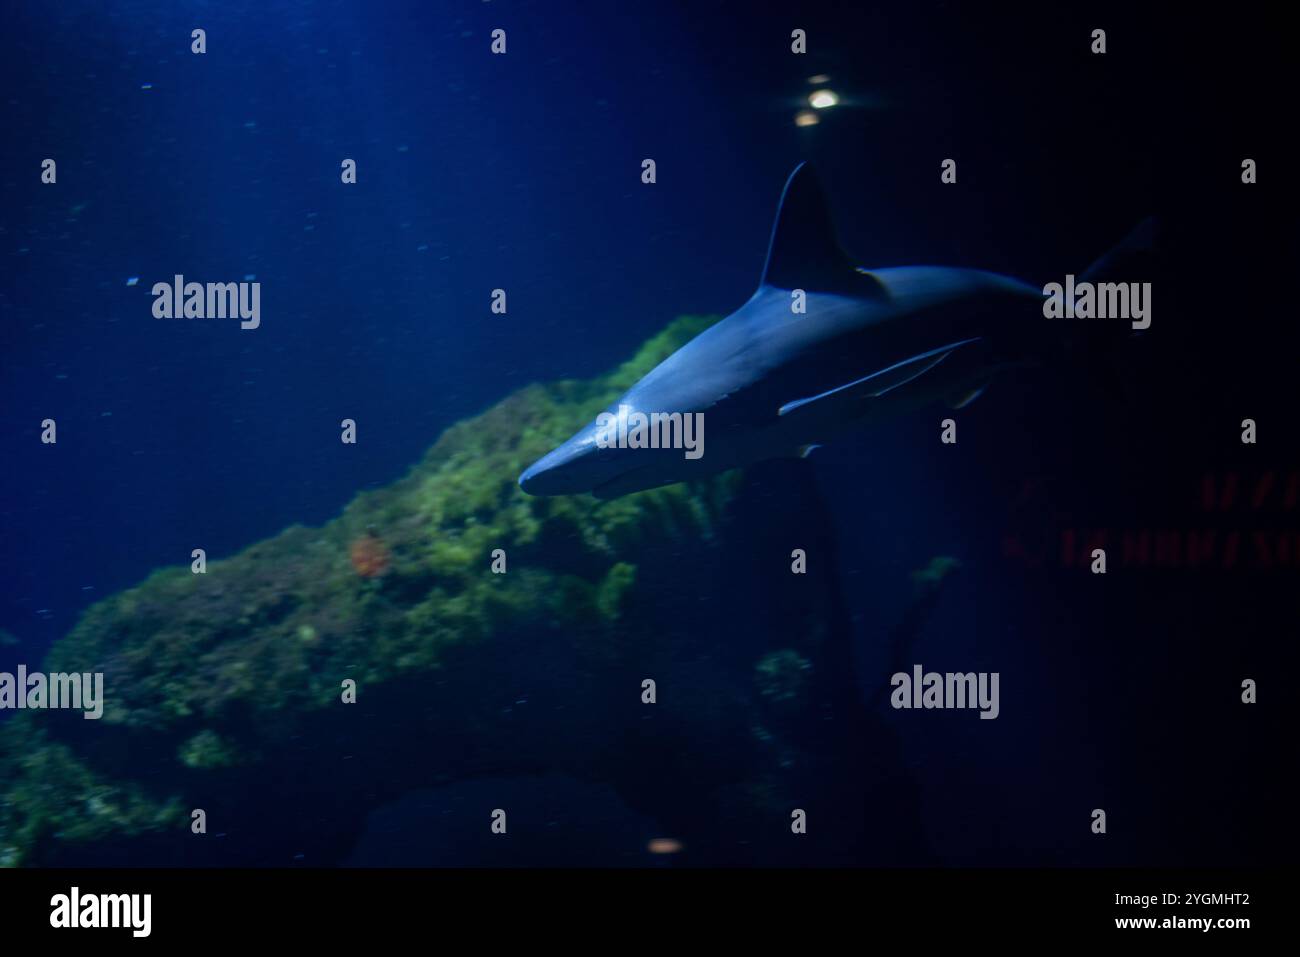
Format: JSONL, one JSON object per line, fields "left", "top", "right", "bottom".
{"left": 416, "top": 244, "right": 428, "bottom": 252}
{"left": 794, "top": 110, "right": 819, "bottom": 128}
{"left": 140, "top": 83, "right": 153, "bottom": 90}
{"left": 807, "top": 74, "right": 830, "bottom": 85}
{"left": 125, "top": 276, "right": 139, "bottom": 286}
{"left": 397, "top": 144, "right": 409, "bottom": 153}
{"left": 243, "top": 120, "right": 257, "bottom": 129}
{"left": 243, "top": 274, "right": 256, "bottom": 281}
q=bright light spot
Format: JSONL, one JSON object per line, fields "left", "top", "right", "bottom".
{"left": 125, "top": 276, "right": 139, "bottom": 287}
{"left": 647, "top": 838, "right": 683, "bottom": 855}
{"left": 809, "top": 89, "right": 839, "bottom": 109}
{"left": 794, "top": 110, "right": 820, "bottom": 128}
{"left": 807, "top": 74, "right": 830, "bottom": 85}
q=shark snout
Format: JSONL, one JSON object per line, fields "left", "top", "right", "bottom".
{"left": 517, "top": 448, "right": 574, "bottom": 495}
{"left": 518, "top": 431, "right": 612, "bottom": 496}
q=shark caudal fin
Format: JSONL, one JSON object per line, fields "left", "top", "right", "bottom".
{"left": 759, "top": 163, "right": 885, "bottom": 298}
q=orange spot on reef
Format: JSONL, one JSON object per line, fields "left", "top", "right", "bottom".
{"left": 349, "top": 533, "right": 391, "bottom": 578}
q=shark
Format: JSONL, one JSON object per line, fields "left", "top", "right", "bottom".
{"left": 519, "top": 163, "right": 1141, "bottom": 499}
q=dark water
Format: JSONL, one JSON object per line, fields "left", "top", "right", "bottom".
{"left": 1, "top": 2, "right": 1290, "bottom": 867}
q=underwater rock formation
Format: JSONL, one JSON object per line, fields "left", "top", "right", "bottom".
{"left": 0, "top": 315, "right": 949, "bottom": 867}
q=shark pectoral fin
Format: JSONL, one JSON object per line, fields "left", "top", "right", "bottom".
{"left": 778, "top": 337, "right": 983, "bottom": 417}
{"left": 948, "top": 380, "right": 991, "bottom": 409}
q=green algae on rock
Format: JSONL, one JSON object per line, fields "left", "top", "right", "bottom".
{"left": 0, "top": 312, "right": 932, "bottom": 867}
{"left": 910, "top": 556, "right": 962, "bottom": 597}
{"left": 2, "top": 315, "right": 761, "bottom": 866}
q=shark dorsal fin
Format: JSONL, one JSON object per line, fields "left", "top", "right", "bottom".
{"left": 759, "top": 163, "right": 884, "bottom": 297}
